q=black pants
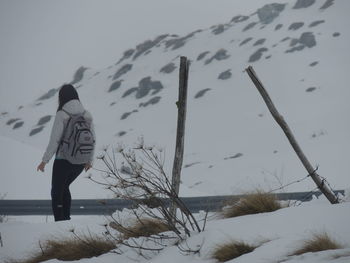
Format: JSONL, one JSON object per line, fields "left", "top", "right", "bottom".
{"left": 51, "top": 159, "right": 84, "bottom": 221}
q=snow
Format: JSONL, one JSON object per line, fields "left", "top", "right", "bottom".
{"left": 1, "top": 199, "right": 350, "bottom": 263}
{"left": 0, "top": 0, "right": 350, "bottom": 261}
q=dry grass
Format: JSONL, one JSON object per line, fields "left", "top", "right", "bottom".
{"left": 221, "top": 191, "right": 282, "bottom": 218}
{"left": 212, "top": 240, "right": 256, "bottom": 262}
{"left": 6, "top": 234, "right": 115, "bottom": 263}
{"left": 110, "top": 218, "right": 172, "bottom": 240}
{"left": 292, "top": 232, "right": 343, "bottom": 256}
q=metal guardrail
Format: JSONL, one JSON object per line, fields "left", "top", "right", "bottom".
{"left": 0, "top": 190, "right": 344, "bottom": 216}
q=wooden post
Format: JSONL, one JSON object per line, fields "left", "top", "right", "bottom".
{"left": 170, "top": 56, "right": 190, "bottom": 219}
{"left": 245, "top": 66, "right": 339, "bottom": 204}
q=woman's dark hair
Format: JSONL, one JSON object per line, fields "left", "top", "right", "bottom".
{"left": 57, "top": 84, "right": 80, "bottom": 112}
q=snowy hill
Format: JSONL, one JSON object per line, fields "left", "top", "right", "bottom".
{"left": 1, "top": 0, "right": 349, "bottom": 199}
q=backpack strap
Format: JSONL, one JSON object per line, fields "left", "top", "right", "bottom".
{"left": 62, "top": 109, "right": 72, "bottom": 117}
{"left": 57, "top": 110, "right": 72, "bottom": 152}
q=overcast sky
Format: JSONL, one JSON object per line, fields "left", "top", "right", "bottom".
{"left": 0, "top": 0, "right": 271, "bottom": 111}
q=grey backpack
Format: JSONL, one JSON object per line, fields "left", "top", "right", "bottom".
{"left": 59, "top": 110, "right": 95, "bottom": 164}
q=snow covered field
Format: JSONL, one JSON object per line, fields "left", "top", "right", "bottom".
{"left": 1, "top": 198, "right": 350, "bottom": 263}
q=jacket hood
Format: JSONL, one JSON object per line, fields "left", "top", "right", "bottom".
{"left": 62, "top": 99, "right": 85, "bottom": 115}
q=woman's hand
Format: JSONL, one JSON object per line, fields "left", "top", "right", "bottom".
{"left": 37, "top": 161, "right": 46, "bottom": 172}
{"left": 84, "top": 163, "right": 92, "bottom": 172}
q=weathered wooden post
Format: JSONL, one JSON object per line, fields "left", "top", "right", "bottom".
{"left": 245, "top": 66, "right": 339, "bottom": 204}
{"left": 170, "top": 56, "right": 190, "bottom": 220}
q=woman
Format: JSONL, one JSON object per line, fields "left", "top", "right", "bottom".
{"left": 37, "top": 84, "right": 95, "bottom": 221}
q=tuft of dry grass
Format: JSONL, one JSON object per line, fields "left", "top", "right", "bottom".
{"left": 110, "top": 218, "right": 172, "bottom": 240}
{"left": 221, "top": 191, "right": 282, "bottom": 218}
{"left": 6, "top": 234, "right": 115, "bottom": 263}
{"left": 212, "top": 240, "right": 256, "bottom": 262}
{"left": 292, "top": 232, "right": 343, "bottom": 256}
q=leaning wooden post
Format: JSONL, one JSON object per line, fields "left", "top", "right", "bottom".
{"left": 170, "top": 56, "right": 190, "bottom": 220}
{"left": 245, "top": 66, "right": 339, "bottom": 204}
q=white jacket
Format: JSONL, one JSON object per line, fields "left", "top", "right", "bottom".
{"left": 42, "top": 100, "right": 95, "bottom": 164}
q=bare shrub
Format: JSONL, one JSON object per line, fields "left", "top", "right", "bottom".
{"left": 6, "top": 233, "right": 116, "bottom": 263}
{"left": 221, "top": 190, "right": 281, "bottom": 218}
{"left": 212, "top": 240, "right": 256, "bottom": 262}
{"left": 292, "top": 232, "right": 343, "bottom": 256}
{"left": 90, "top": 141, "right": 205, "bottom": 256}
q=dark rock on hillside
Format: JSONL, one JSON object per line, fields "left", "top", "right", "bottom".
{"left": 139, "top": 96, "right": 161, "bottom": 107}
{"left": 108, "top": 81, "right": 122, "bottom": 92}
{"left": 265, "top": 55, "right": 272, "bottom": 59}
{"left": 212, "top": 24, "right": 226, "bottom": 35}
{"left": 120, "top": 165, "right": 132, "bottom": 175}
{"left": 320, "top": 0, "right": 334, "bottom": 10}
{"left": 116, "top": 49, "right": 135, "bottom": 65}
{"left": 333, "top": 32, "right": 340, "bottom": 37}
{"left": 29, "top": 126, "right": 44, "bottom": 136}
{"left": 37, "top": 115, "right": 52, "bottom": 126}
{"left": 275, "top": 24, "right": 283, "bottom": 30}
{"left": 113, "top": 64, "right": 132, "bottom": 80}
{"left": 197, "top": 51, "right": 210, "bottom": 61}
{"left": 218, "top": 70, "right": 232, "bottom": 80}
{"left": 293, "top": 0, "right": 315, "bottom": 9}
{"left": 110, "top": 102, "right": 116, "bottom": 106}
{"left": 285, "top": 32, "right": 316, "bottom": 52}
{"left": 1, "top": 112, "right": 8, "bottom": 116}
{"left": 122, "top": 87, "right": 138, "bottom": 98}
{"left": 281, "top": 37, "right": 290, "bottom": 42}
{"left": 231, "top": 15, "right": 249, "bottom": 23}
{"left": 18, "top": 106, "right": 23, "bottom": 110}
{"left": 13, "top": 121, "right": 24, "bottom": 129}
{"left": 121, "top": 110, "right": 138, "bottom": 120}
{"left": 37, "top": 88, "right": 58, "bottom": 101}
{"left": 133, "top": 34, "right": 168, "bottom": 60}
{"left": 205, "top": 49, "right": 230, "bottom": 65}
{"left": 135, "top": 77, "right": 163, "bottom": 99}
{"left": 257, "top": 3, "right": 286, "bottom": 24}
{"left": 118, "top": 131, "right": 127, "bottom": 137}
{"left": 249, "top": 48, "right": 268, "bottom": 62}
{"left": 121, "top": 77, "right": 164, "bottom": 99}
{"left": 254, "top": 38, "right": 266, "bottom": 46}
{"left": 243, "top": 22, "right": 258, "bottom": 32}
{"left": 160, "top": 62, "right": 176, "bottom": 74}
{"left": 306, "top": 87, "right": 317, "bottom": 92}
{"left": 184, "top": 162, "right": 201, "bottom": 168}
{"left": 309, "top": 20, "right": 325, "bottom": 27}
{"left": 286, "top": 45, "right": 305, "bottom": 53}
{"left": 194, "top": 89, "right": 211, "bottom": 99}
{"left": 309, "top": 61, "right": 319, "bottom": 66}
{"left": 6, "top": 118, "right": 20, "bottom": 125}
{"left": 290, "top": 38, "right": 299, "bottom": 47}
{"left": 224, "top": 153, "right": 243, "bottom": 160}
{"left": 240, "top": 37, "right": 253, "bottom": 46}
{"left": 289, "top": 22, "right": 304, "bottom": 30}
{"left": 70, "top": 66, "right": 88, "bottom": 85}
{"left": 300, "top": 32, "right": 316, "bottom": 47}
{"left": 165, "top": 30, "right": 201, "bottom": 50}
